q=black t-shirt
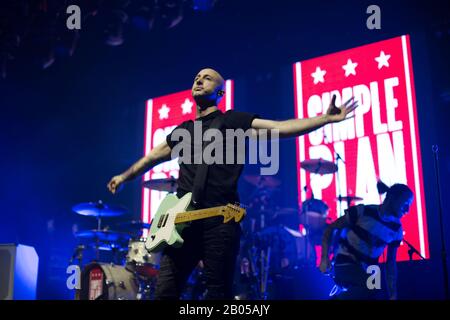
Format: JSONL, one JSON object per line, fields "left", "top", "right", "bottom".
{"left": 166, "top": 109, "right": 259, "bottom": 210}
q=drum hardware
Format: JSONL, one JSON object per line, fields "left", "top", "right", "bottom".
{"left": 74, "top": 229, "right": 133, "bottom": 263}
{"left": 239, "top": 221, "right": 304, "bottom": 300}
{"left": 299, "top": 158, "right": 344, "bottom": 265}
{"left": 181, "top": 262, "right": 207, "bottom": 300}
{"left": 334, "top": 151, "right": 345, "bottom": 217}
{"left": 75, "top": 230, "right": 134, "bottom": 243}
{"left": 72, "top": 199, "right": 134, "bottom": 261}
{"left": 244, "top": 175, "right": 281, "bottom": 189}
{"left": 240, "top": 175, "right": 306, "bottom": 299}
{"left": 69, "top": 244, "right": 85, "bottom": 265}
{"left": 335, "top": 194, "right": 363, "bottom": 217}
{"left": 239, "top": 164, "right": 341, "bottom": 298}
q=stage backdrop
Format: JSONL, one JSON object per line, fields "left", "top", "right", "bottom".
{"left": 141, "top": 80, "right": 234, "bottom": 237}
{"left": 293, "top": 35, "right": 429, "bottom": 261}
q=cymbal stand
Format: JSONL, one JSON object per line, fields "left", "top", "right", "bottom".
{"left": 334, "top": 151, "right": 345, "bottom": 217}
{"left": 135, "top": 273, "right": 155, "bottom": 300}
{"left": 303, "top": 180, "right": 317, "bottom": 266}
{"left": 260, "top": 245, "right": 271, "bottom": 300}
{"left": 95, "top": 201, "right": 104, "bottom": 261}
{"left": 244, "top": 246, "right": 260, "bottom": 299}
{"left": 69, "top": 244, "right": 85, "bottom": 266}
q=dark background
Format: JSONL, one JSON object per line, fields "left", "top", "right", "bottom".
{"left": 0, "top": 0, "right": 449, "bottom": 299}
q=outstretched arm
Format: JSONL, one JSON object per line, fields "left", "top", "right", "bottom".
{"left": 107, "top": 140, "right": 172, "bottom": 194}
{"left": 251, "top": 95, "right": 358, "bottom": 138}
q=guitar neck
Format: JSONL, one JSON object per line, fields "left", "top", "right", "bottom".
{"left": 175, "top": 206, "right": 226, "bottom": 224}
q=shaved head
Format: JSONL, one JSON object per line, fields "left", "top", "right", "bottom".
{"left": 192, "top": 68, "right": 226, "bottom": 108}
{"left": 198, "top": 68, "right": 225, "bottom": 88}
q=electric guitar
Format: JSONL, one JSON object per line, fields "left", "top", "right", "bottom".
{"left": 145, "top": 192, "right": 246, "bottom": 253}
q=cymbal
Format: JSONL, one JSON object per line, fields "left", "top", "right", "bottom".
{"left": 244, "top": 175, "right": 281, "bottom": 188}
{"left": 301, "top": 211, "right": 327, "bottom": 218}
{"left": 283, "top": 226, "right": 304, "bottom": 238}
{"left": 115, "top": 220, "right": 151, "bottom": 231}
{"left": 75, "top": 229, "right": 133, "bottom": 243}
{"left": 257, "top": 226, "right": 303, "bottom": 238}
{"left": 142, "top": 177, "right": 177, "bottom": 192}
{"left": 72, "top": 201, "right": 127, "bottom": 217}
{"left": 335, "top": 195, "right": 363, "bottom": 202}
{"left": 86, "top": 242, "right": 127, "bottom": 251}
{"left": 300, "top": 159, "right": 337, "bottom": 174}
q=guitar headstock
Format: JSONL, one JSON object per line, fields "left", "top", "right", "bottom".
{"left": 221, "top": 203, "right": 247, "bottom": 223}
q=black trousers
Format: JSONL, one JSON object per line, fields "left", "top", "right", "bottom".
{"left": 154, "top": 219, "right": 241, "bottom": 300}
{"left": 331, "top": 255, "right": 379, "bottom": 300}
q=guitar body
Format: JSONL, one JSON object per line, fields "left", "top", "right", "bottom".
{"left": 145, "top": 192, "right": 245, "bottom": 253}
{"left": 145, "top": 192, "right": 192, "bottom": 253}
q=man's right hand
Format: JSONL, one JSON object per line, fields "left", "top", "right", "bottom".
{"left": 107, "top": 175, "right": 125, "bottom": 194}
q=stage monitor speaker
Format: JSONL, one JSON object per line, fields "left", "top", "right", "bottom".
{"left": 0, "top": 244, "right": 39, "bottom": 300}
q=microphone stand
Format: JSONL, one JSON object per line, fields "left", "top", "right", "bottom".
{"left": 402, "top": 238, "right": 425, "bottom": 261}
{"left": 432, "top": 145, "right": 449, "bottom": 300}
{"left": 335, "top": 151, "right": 345, "bottom": 217}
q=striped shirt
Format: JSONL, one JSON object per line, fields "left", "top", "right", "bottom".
{"left": 336, "top": 204, "right": 403, "bottom": 266}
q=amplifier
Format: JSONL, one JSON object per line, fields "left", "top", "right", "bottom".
{"left": 0, "top": 244, "right": 39, "bottom": 300}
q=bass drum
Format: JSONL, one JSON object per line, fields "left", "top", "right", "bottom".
{"left": 79, "top": 262, "right": 138, "bottom": 300}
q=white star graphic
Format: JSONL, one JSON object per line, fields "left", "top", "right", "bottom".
{"left": 375, "top": 51, "right": 391, "bottom": 69}
{"left": 181, "top": 98, "right": 193, "bottom": 115}
{"left": 342, "top": 59, "right": 358, "bottom": 77}
{"left": 311, "top": 66, "right": 326, "bottom": 84}
{"left": 158, "top": 104, "right": 170, "bottom": 120}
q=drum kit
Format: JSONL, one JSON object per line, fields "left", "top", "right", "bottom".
{"left": 236, "top": 158, "right": 362, "bottom": 300}
{"left": 72, "top": 179, "right": 176, "bottom": 300}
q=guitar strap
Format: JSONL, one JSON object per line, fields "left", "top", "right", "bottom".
{"left": 192, "top": 111, "right": 225, "bottom": 207}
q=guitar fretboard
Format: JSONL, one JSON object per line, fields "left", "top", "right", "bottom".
{"left": 174, "top": 206, "right": 226, "bottom": 224}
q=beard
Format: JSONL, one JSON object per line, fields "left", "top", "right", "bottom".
{"left": 193, "top": 93, "right": 217, "bottom": 109}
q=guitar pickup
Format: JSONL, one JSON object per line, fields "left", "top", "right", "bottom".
{"left": 161, "top": 214, "right": 170, "bottom": 228}
{"left": 157, "top": 215, "right": 164, "bottom": 228}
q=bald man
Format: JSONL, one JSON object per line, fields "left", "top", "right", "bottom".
{"left": 107, "top": 68, "right": 357, "bottom": 299}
